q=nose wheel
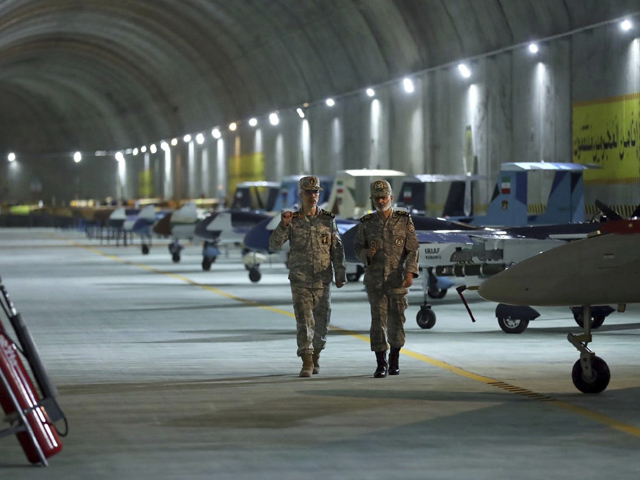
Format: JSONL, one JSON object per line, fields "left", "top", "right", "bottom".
{"left": 568, "top": 305, "right": 611, "bottom": 393}
{"left": 571, "top": 356, "right": 610, "bottom": 394}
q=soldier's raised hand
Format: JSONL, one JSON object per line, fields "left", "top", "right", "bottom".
{"left": 280, "top": 210, "right": 293, "bottom": 226}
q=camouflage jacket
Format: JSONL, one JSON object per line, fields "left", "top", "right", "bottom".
{"left": 354, "top": 209, "right": 419, "bottom": 292}
{"left": 269, "top": 208, "right": 346, "bottom": 287}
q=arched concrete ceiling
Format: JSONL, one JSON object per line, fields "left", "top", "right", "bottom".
{"left": 0, "top": 0, "right": 638, "bottom": 156}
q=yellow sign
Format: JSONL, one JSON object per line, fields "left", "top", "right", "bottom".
{"left": 138, "top": 169, "right": 153, "bottom": 197}
{"left": 572, "top": 93, "right": 640, "bottom": 183}
{"left": 227, "top": 152, "right": 265, "bottom": 203}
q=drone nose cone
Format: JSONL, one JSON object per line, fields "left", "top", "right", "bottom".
{"left": 477, "top": 275, "right": 506, "bottom": 303}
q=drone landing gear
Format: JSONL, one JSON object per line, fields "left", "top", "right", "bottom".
{"left": 201, "top": 242, "right": 219, "bottom": 271}
{"left": 494, "top": 304, "right": 540, "bottom": 334}
{"left": 568, "top": 305, "right": 611, "bottom": 394}
{"left": 141, "top": 236, "right": 151, "bottom": 255}
{"left": 169, "top": 241, "right": 183, "bottom": 263}
{"left": 415, "top": 268, "right": 453, "bottom": 329}
{"left": 416, "top": 268, "right": 436, "bottom": 329}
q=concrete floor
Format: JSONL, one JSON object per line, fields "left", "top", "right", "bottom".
{"left": 1, "top": 227, "right": 639, "bottom": 479}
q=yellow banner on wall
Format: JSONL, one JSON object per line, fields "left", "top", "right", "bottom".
{"left": 572, "top": 93, "right": 640, "bottom": 183}
{"left": 227, "top": 152, "right": 265, "bottom": 201}
{"left": 138, "top": 169, "right": 153, "bottom": 197}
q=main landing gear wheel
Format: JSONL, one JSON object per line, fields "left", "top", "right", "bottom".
{"left": 571, "top": 306, "right": 614, "bottom": 330}
{"left": 573, "top": 313, "right": 605, "bottom": 330}
{"left": 248, "top": 268, "right": 262, "bottom": 283}
{"left": 427, "top": 287, "right": 447, "bottom": 299}
{"left": 571, "top": 356, "right": 610, "bottom": 394}
{"left": 416, "top": 306, "right": 436, "bottom": 329}
{"left": 497, "top": 317, "right": 529, "bottom": 334}
{"left": 142, "top": 245, "right": 150, "bottom": 255}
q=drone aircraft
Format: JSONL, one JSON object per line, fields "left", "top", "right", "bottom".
{"left": 476, "top": 219, "right": 640, "bottom": 394}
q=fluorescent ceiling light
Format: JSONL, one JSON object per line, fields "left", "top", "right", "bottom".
{"left": 296, "top": 108, "right": 305, "bottom": 119}
{"left": 458, "top": 64, "right": 471, "bottom": 78}
{"left": 229, "top": 122, "right": 237, "bottom": 131}
{"left": 249, "top": 118, "right": 258, "bottom": 127}
{"left": 366, "top": 88, "right": 375, "bottom": 97}
{"left": 326, "top": 98, "right": 335, "bottom": 107}
{"left": 403, "top": 78, "right": 414, "bottom": 93}
{"left": 529, "top": 43, "right": 539, "bottom": 54}
{"left": 212, "top": 128, "right": 221, "bottom": 139}
{"left": 196, "top": 133, "right": 205, "bottom": 144}
{"left": 73, "top": 152, "right": 82, "bottom": 163}
{"left": 269, "top": 113, "right": 279, "bottom": 126}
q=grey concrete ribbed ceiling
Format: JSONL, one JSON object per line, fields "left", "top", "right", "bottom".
{"left": 0, "top": 0, "right": 638, "bottom": 157}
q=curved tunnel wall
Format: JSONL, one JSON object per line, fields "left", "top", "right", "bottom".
{"left": 0, "top": 1, "right": 638, "bottom": 209}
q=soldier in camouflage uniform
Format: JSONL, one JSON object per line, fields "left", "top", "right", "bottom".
{"left": 354, "top": 180, "right": 419, "bottom": 378}
{"left": 269, "top": 176, "right": 346, "bottom": 377}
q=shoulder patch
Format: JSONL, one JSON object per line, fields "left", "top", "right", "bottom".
{"left": 360, "top": 213, "right": 372, "bottom": 222}
{"left": 320, "top": 209, "right": 335, "bottom": 218}
{"left": 394, "top": 210, "right": 409, "bottom": 217}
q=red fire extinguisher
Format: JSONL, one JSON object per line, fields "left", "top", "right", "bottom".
{"left": 0, "top": 275, "right": 64, "bottom": 466}
{"left": 0, "top": 329, "right": 62, "bottom": 464}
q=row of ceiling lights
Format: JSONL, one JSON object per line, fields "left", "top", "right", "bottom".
{"left": 5, "top": 19, "right": 635, "bottom": 164}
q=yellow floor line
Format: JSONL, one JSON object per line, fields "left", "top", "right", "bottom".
{"left": 75, "top": 243, "right": 640, "bottom": 438}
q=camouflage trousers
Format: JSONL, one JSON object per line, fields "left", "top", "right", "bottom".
{"left": 365, "top": 286, "right": 408, "bottom": 352}
{"left": 290, "top": 284, "right": 332, "bottom": 357}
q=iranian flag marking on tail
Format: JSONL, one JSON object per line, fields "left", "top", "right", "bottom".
{"left": 500, "top": 176, "right": 511, "bottom": 194}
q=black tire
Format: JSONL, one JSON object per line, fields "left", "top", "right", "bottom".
{"left": 172, "top": 253, "right": 181, "bottom": 263}
{"left": 346, "top": 273, "right": 361, "bottom": 282}
{"left": 427, "top": 288, "right": 447, "bottom": 299}
{"left": 249, "top": 268, "right": 262, "bottom": 283}
{"left": 202, "top": 258, "right": 212, "bottom": 271}
{"left": 142, "top": 244, "right": 150, "bottom": 255}
{"left": 416, "top": 307, "right": 436, "bottom": 329}
{"left": 571, "top": 356, "right": 610, "bottom": 394}
{"left": 497, "top": 317, "right": 529, "bottom": 334}
{"left": 574, "top": 313, "right": 606, "bottom": 330}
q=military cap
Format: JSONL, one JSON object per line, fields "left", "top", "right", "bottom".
{"left": 370, "top": 180, "right": 392, "bottom": 198}
{"left": 299, "top": 175, "right": 323, "bottom": 191}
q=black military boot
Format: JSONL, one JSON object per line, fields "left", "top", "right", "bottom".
{"left": 373, "top": 351, "right": 388, "bottom": 378}
{"left": 388, "top": 347, "right": 400, "bottom": 375}
{"left": 312, "top": 351, "right": 321, "bottom": 375}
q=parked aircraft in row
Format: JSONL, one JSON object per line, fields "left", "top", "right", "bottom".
{"left": 339, "top": 162, "right": 600, "bottom": 329}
